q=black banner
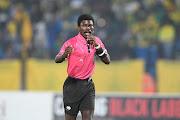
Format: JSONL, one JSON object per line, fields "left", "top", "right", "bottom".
{"left": 53, "top": 94, "right": 180, "bottom": 120}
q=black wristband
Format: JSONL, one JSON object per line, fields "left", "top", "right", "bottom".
{"left": 96, "top": 47, "right": 103, "bottom": 55}
{"left": 96, "top": 47, "right": 107, "bottom": 58}
{"left": 99, "top": 53, "right": 107, "bottom": 58}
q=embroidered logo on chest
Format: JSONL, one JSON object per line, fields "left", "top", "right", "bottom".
{"left": 80, "top": 59, "right": 83, "bottom": 62}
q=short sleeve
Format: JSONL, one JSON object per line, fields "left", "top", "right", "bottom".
{"left": 58, "top": 40, "right": 72, "bottom": 55}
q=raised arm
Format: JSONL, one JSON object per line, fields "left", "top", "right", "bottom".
{"left": 95, "top": 43, "right": 110, "bottom": 64}
{"left": 87, "top": 35, "right": 110, "bottom": 65}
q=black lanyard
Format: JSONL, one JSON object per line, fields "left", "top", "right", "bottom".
{"left": 87, "top": 40, "right": 90, "bottom": 53}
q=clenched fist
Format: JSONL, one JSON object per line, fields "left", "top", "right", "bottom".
{"left": 63, "top": 45, "right": 73, "bottom": 57}
{"left": 87, "top": 35, "right": 99, "bottom": 47}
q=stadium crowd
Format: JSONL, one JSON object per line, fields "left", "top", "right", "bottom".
{"left": 0, "top": 0, "right": 180, "bottom": 82}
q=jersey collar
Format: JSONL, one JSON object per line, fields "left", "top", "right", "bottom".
{"left": 77, "top": 32, "right": 87, "bottom": 45}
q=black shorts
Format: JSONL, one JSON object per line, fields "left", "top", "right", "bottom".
{"left": 63, "top": 76, "right": 95, "bottom": 116}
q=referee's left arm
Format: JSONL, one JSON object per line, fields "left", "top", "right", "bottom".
{"left": 100, "top": 53, "right": 110, "bottom": 65}
{"left": 95, "top": 43, "right": 110, "bottom": 65}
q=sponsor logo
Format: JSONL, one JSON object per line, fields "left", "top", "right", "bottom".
{"left": 80, "top": 59, "right": 83, "bottom": 62}
{"left": 66, "top": 106, "right": 71, "bottom": 111}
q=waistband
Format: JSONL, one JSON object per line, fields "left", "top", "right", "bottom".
{"left": 68, "top": 76, "right": 92, "bottom": 82}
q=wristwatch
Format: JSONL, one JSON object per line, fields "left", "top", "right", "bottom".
{"left": 95, "top": 43, "right": 101, "bottom": 49}
{"left": 62, "top": 52, "right": 67, "bottom": 58}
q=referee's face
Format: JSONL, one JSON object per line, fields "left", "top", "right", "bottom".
{"left": 79, "top": 20, "right": 94, "bottom": 39}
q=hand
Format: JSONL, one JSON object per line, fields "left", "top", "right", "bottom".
{"left": 87, "top": 35, "right": 98, "bottom": 47}
{"left": 64, "top": 45, "right": 73, "bottom": 57}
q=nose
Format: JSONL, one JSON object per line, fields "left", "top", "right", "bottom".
{"left": 87, "top": 26, "right": 90, "bottom": 30}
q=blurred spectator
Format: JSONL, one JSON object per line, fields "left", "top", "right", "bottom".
{"left": 158, "top": 17, "right": 175, "bottom": 59}
{"left": 174, "top": 28, "right": 180, "bottom": 60}
{"left": 33, "top": 21, "right": 48, "bottom": 58}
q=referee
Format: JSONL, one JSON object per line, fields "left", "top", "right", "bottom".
{"left": 55, "top": 14, "right": 110, "bottom": 120}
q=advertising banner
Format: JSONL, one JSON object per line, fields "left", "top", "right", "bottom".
{"left": 26, "top": 59, "right": 143, "bottom": 92}
{"left": 53, "top": 94, "right": 180, "bottom": 120}
{"left": 1, "top": 92, "right": 180, "bottom": 120}
{"left": 93, "top": 60, "right": 144, "bottom": 92}
{"left": 0, "top": 60, "right": 21, "bottom": 90}
{"left": 0, "top": 92, "right": 53, "bottom": 120}
{"left": 157, "top": 60, "right": 180, "bottom": 93}
{"left": 26, "top": 59, "right": 68, "bottom": 91}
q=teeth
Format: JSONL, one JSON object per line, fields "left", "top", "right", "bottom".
{"left": 85, "top": 33, "right": 90, "bottom": 36}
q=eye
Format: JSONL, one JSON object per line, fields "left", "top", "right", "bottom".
{"left": 81, "top": 24, "right": 87, "bottom": 27}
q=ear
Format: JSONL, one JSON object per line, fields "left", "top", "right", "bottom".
{"left": 78, "top": 26, "right": 80, "bottom": 31}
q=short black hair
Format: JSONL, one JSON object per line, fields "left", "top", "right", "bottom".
{"left": 77, "top": 14, "right": 94, "bottom": 27}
